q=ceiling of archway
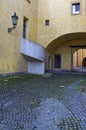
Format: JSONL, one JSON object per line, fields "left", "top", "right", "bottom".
{"left": 46, "top": 32, "right": 86, "bottom": 53}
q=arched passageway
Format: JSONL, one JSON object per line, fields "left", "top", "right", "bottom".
{"left": 46, "top": 32, "right": 86, "bottom": 72}
{"left": 73, "top": 49, "right": 86, "bottom": 72}
{"left": 82, "top": 57, "right": 86, "bottom": 67}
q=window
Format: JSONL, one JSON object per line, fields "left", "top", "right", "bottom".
{"left": 55, "top": 54, "right": 61, "bottom": 68}
{"left": 45, "top": 20, "right": 49, "bottom": 26}
{"left": 72, "top": 3, "right": 80, "bottom": 14}
{"left": 23, "top": 17, "right": 28, "bottom": 39}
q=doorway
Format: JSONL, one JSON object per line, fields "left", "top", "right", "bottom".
{"left": 54, "top": 54, "right": 61, "bottom": 68}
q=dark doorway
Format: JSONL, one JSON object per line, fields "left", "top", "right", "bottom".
{"left": 48, "top": 56, "right": 52, "bottom": 70}
{"left": 55, "top": 54, "right": 61, "bottom": 68}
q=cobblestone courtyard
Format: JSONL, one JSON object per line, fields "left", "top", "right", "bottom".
{"left": 0, "top": 73, "right": 86, "bottom": 130}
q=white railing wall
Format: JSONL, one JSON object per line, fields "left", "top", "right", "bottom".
{"left": 21, "top": 38, "right": 45, "bottom": 74}
{"left": 21, "top": 38, "right": 45, "bottom": 61}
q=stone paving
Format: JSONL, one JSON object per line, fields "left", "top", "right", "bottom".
{"left": 0, "top": 73, "right": 86, "bottom": 130}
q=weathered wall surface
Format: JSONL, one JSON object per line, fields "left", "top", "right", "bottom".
{"left": 0, "top": 0, "right": 86, "bottom": 73}
{"left": 0, "top": 0, "right": 38, "bottom": 74}
{"left": 37, "top": 0, "right": 86, "bottom": 71}
{"left": 37, "top": 0, "right": 86, "bottom": 47}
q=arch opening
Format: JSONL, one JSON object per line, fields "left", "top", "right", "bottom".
{"left": 46, "top": 32, "right": 86, "bottom": 72}
{"left": 73, "top": 49, "right": 86, "bottom": 72}
{"left": 82, "top": 57, "right": 86, "bottom": 67}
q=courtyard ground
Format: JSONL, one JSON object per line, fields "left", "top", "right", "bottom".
{"left": 0, "top": 72, "right": 86, "bottom": 130}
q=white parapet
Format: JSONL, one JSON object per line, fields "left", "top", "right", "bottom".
{"left": 28, "top": 62, "right": 45, "bottom": 74}
{"left": 21, "top": 38, "right": 45, "bottom": 61}
{"left": 21, "top": 38, "right": 45, "bottom": 74}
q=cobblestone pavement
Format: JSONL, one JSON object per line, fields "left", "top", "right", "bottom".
{"left": 0, "top": 73, "right": 86, "bottom": 130}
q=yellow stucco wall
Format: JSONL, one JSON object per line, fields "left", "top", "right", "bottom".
{"left": 37, "top": 0, "right": 86, "bottom": 47}
{"left": 0, "top": 0, "right": 86, "bottom": 74}
{"left": 0, "top": 0, "right": 38, "bottom": 74}
{"left": 37, "top": 0, "right": 86, "bottom": 71}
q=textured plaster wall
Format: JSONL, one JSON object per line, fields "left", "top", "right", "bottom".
{"left": 0, "top": 0, "right": 38, "bottom": 74}
{"left": 1, "top": 0, "right": 86, "bottom": 73}
{"left": 37, "top": 0, "right": 86, "bottom": 47}
{"left": 37, "top": 0, "right": 86, "bottom": 71}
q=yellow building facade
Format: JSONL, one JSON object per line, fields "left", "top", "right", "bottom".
{"left": 0, "top": 0, "right": 39, "bottom": 74}
{"left": 0, "top": 0, "right": 86, "bottom": 74}
{"left": 37, "top": 0, "right": 86, "bottom": 72}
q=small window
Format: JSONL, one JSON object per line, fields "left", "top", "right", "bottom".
{"left": 72, "top": 3, "right": 80, "bottom": 14}
{"left": 45, "top": 20, "right": 49, "bottom": 26}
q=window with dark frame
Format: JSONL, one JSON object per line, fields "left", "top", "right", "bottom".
{"left": 72, "top": 3, "right": 80, "bottom": 14}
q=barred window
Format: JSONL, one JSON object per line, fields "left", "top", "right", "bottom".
{"left": 72, "top": 3, "right": 80, "bottom": 14}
